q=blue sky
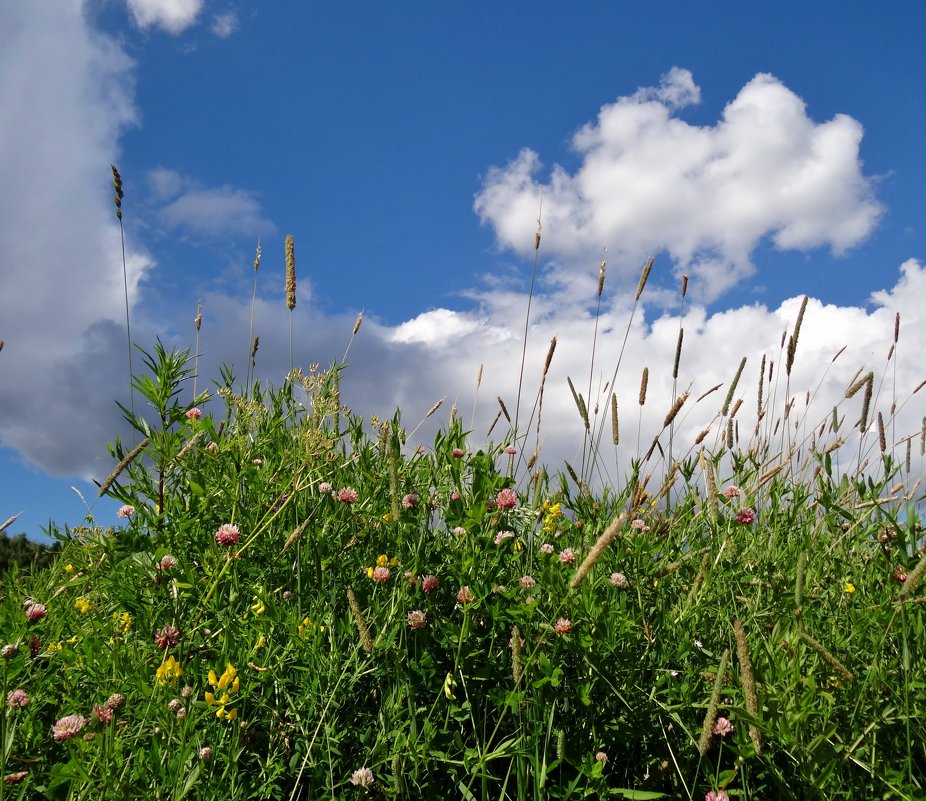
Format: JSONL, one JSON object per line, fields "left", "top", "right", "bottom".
{"left": 2, "top": 1, "right": 925, "bottom": 541}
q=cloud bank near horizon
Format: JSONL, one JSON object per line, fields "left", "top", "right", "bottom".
{"left": 0, "top": 6, "right": 921, "bottom": 496}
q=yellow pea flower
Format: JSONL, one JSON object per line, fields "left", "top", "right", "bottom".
{"left": 74, "top": 597, "right": 91, "bottom": 614}
{"left": 155, "top": 655, "right": 183, "bottom": 687}
{"left": 376, "top": 554, "right": 389, "bottom": 567}
{"left": 844, "top": 582, "right": 856, "bottom": 594}
{"left": 64, "top": 564, "right": 76, "bottom": 574}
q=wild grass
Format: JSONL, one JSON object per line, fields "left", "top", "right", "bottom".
{"left": 1, "top": 218, "right": 925, "bottom": 801}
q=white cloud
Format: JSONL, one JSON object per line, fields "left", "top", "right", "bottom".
{"left": 151, "top": 171, "right": 275, "bottom": 238}
{"left": 174, "top": 259, "right": 925, "bottom": 502}
{"left": 475, "top": 69, "right": 883, "bottom": 302}
{"left": 211, "top": 11, "right": 238, "bottom": 38}
{"left": 0, "top": 2, "right": 153, "bottom": 475}
{"left": 126, "top": 0, "right": 204, "bottom": 34}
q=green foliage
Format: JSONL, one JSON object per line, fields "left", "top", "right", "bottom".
{"left": 0, "top": 532, "right": 60, "bottom": 576}
{"left": 1, "top": 344, "right": 924, "bottom": 800}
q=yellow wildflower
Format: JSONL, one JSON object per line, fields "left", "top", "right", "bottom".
{"left": 844, "top": 582, "right": 855, "bottom": 594}
{"left": 376, "top": 554, "right": 389, "bottom": 567}
{"left": 255, "top": 635, "right": 266, "bottom": 650}
{"left": 206, "top": 663, "right": 240, "bottom": 720}
{"left": 46, "top": 641, "right": 63, "bottom": 653}
{"left": 74, "top": 597, "right": 91, "bottom": 615}
{"left": 64, "top": 564, "right": 76, "bottom": 574}
{"left": 365, "top": 567, "right": 374, "bottom": 579}
{"left": 250, "top": 598, "right": 266, "bottom": 616}
{"left": 542, "top": 501, "right": 563, "bottom": 533}
{"left": 112, "top": 611, "right": 132, "bottom": 633}
{"left": 298, "top": 617, "right": 324, "bottom": 638}
{"left": 155, "top": 655, "right": 183, "bottom": 687}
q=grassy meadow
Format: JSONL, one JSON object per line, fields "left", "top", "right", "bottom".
{"left": 1, "top": 229, "right": 925, "bottom": 801}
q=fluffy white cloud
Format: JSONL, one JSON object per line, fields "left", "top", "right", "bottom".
{"left": 176, "top": 259, "right": 924, "bottom": 502}
{"left": 475, "top": 69, "right": 883, "bottom": 302}
{"left": 126, "top": 0, "right": 204, "bottom": 34}
{"left": 0, "top": 2, "right": 153, "bottom": 474}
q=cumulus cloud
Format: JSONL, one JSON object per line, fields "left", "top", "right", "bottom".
{"left": 475, "top": 68, "right": 883, "bottom": 302}
{"left": 0, "top": 2, "right": 153, "bottom": 474}
{"left": 177, "top": 258, "right": 925, "bottom": 502}
{"left": 126, "top": 0, "right": 204, "bottom": 34}
{"left": 150, "top": 169, "right": 276, "bottom": 239}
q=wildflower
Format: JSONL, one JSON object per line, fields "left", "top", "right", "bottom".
{"left": 496, "top": 488, "right": 518, "bottom": 510}
{"left": 93, "top": 704, "right": 114, "bottom": 725}
{"left": 154, "top": 624, "right": 180, "bottom": 650}
{"left": 46, "top": 641, "right": 63, "bottom": 653}
{"left": 176, "top": 706, "right": 186, "bottom": 720}
{"left": 255, "top": 635, "right": 266, "bottom": 649}
{"left": 64, "top": 563, "right": 75, "bottom": 574}
{"left": 542, "top": 501, "right": 563, "bottom": 532}
{"left": 74, "top": 597, "right": 91, "bottom": 615}
{"left": 443, "top": 672, "right": 457, "bottom": 699}
{"left": 457, "top": 586, "right": 475, "bottom": 605}
{"left": 205, "top": 663, "right": 240, "bottom": 721}
{"left": 402, "top": 492, "right": 419, "bottom": 509}
{"left": 318, "top": 481, "right": 332, "bottom": 493}
{"left": 504, "top": 445, "right": 517, "bottom": 455}
{"left": 630, "top": 518, "right": 649, "bottom": 531}
{"left": 559, "top": 548, "right": 576, "bottom": 565}
{"left": 6, "top": 689, "right": 29, "bottom": 709}
{"left": 723, "top": 484, "right": 741, "bottom": 498}
{"left": 407, "top": 610, "right": 427, "bottom": 629}
{"left": 540, "top": 543, "right": 554, "bottom": 555}
{"left": 494, "top": 530, "right": 514, "bottom": 546}
{"left": 735, "top": 507, "right": 756, "bottom": 525}
{"left": 4, "top": 771, "right": 28, "bottom": 784}
{"left": 282, "top": 590, "right": 292, "bottom": 600}
{"left": 518, "top": 575, "right": 536, "bottom": 590}
{"left": 524, "top": 595, "right": 535, "bottom": 605}
{"left": 371, "top": 566, "right": 391, "bottom": 582}
{"left": 450, "top": 491, "right": 462, "bottom": 502}
{"left": 104, "top": 693, "right": 125, "bottom": 712}
{"left": 252, "top": 458, "right": 262, "bottom": 465}
{"left": 554, "top": 618, "right": 573, "bottom": 635}
{"left": 705, "top": 792, "right": 730, "bottom": 801}
{"left": 199, "top": 746, "right": 214, "bottom": 761}
{"left": 609, "top": 572, "right": 630, "bottom": 589}
{"left": 844, "top": 581, "right": 855, "bottom": 594}
{"left": 215, "top": 523, "right": 240, "bottom": 547}
{"left": 155, "top": 655, "right": 183, "bottom": 687}
{"left": 113, "top": 611, "right": 132, "bottom": 633}
{"left": 116, "top": 504, "right": 136, "bottom": 519}
{"left": 893, "top": 564, "right": 908, "bottom": 583}
{"left": 421, "top": 575, "right": 439, "bottom": 594}
{"left": 185, "top": 407, "right": 202, "bottom": 421}
{"left": 1, "top": 644, "right": 18, "bottom": 659}
{"left": 51, "top": 714, "right": 86, "bottom": 742}
{"left": 168, "top": 699, "right": 183, "bottom": 713}
{"left": 595, "top": 751, "right": 608, "bottom": 762}
{"left": 350, "top": 767, "right": 374, "bottom": 787}
{"left": 337, "top": 487, "right": 359, "bottom": 504}
{"left": 713, "top": 717, "right": 734, "bottom": 737}
{"left": 376, "top": 554, "right": 399, "bottom": 567}
{"left": 451, "top": 448, "right": 465, "bottom": 458}
{"left": 25, "top": 602, "right": 46, "bottom": 622}
{"left": 157, "top": 554, "right": 177, "bottom": 571}
{"left": 452, "top": 526, "right": 466, "bottom": 537}
{"left": 492, "top": 584, "right": 507, "bottom": 593}
{"left": 206, "top": 441, "right": 219, "bottom": 454}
